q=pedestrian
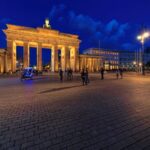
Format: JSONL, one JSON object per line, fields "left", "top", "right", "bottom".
{"left": 70, "top": 68, "right": 73, "bottom": 80}
{"left": 65, "top": 69, "right": 68, "bottom": 79}
{"left": 59, "top": 68, "right": 63, "bottom": 82}
{"left": 81, "top": 69, "right": 86, "bottom": 86}
{"left": 67, "top": 68, "right": 70, "bottom": 80}
{"left": 116, "top": 69, "right": 119, "bottom": 79}
{"left": 119, "top": 68, "right": 123, "bottom": 79}
{"left": 85, "top": 68, "right": 89, "bottom": 85}
{"left": 100, "top": 67, "right": 105, "bottom": 80}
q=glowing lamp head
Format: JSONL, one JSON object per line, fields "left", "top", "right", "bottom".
{"left": 137, "top": 35, "right": 142, "bottom": 40}
{"left": 143, "top": 32, "right": 150, "bottom": 38}
{"left": 33, "top": 66, "right": 37, "bottom": 70}
{"left": 133, "top": 61, "right": 136, "bottom": 65}
{"left": 137, "top": 32, "right": 150, "bottom": 42}
{"left": 139, "top": 63, "right": 142, "bottom": 66}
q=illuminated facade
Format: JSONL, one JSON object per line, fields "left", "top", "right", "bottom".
{"left": 3, "top": 24, "right": 80, "bottom": 72}
{"left": 0, "top": 49, "right": 7, "bottom": 73}
{"left": 79, "top": 55, "right": 101, "bottom": 72}
{"left": 0, "top": 23, "right": 119, "bottom": 73}
{"left": 83, "top": 48, "right": 119, "bottom": 70}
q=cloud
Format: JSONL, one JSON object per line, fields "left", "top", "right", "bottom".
{"left": 48, "top": 4, "right": 138, "bottom": 51}
{"left": 105, "top": 19, "right": 119, "bottom": 33}
{"left": 0, "top": 18, "right": 12, "bottom": 48}
{"left": 122, "top": 43, "right": 137, "bottom": 50}
{"left": 68, "top": 11, "right": 102, "bottom": 35}
{"left": 49, "top": 4, "right": 66, "bottom": 19}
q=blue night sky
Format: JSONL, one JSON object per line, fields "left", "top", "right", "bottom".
{"left": 0, "top": 0, "right": 150, "bottom": 65}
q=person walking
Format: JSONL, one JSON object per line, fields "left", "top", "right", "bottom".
{"left": 64, "top": 69, "right": 68, "bottom": 80}
{"left": 81, "top": 69, "right": 86, "bottom": 86}
{"left": 70, "top": 68, "right": 73, "bottom": 80}
{"left": 59, "top": 68, "right": 63, "bottom": 82}
{"left": 85, "top": 68, "right": 89, "bottom": 85}
{"left": 119, "top": 68, "right": 123, "bottom": 79}
{"left": 116, "top": 69, "right": 119, "bottom": 79}
{"left": 67, "top": 68, "right": 70, "bottom": 80}
{"left": 100, "top": 67, "right": 105, "bottom": 80}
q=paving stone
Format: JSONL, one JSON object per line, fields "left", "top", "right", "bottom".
{"left": 0, "top": 74, "right": 150, "bottom": 149}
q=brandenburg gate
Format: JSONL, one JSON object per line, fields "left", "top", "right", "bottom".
{"left": 3, "top": 23, "right": 81, "bottom": 72}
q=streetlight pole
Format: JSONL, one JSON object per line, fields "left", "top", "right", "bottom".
{"left": 141, "top": 41, "right": 145, "bottom": 75}
{"left": 137, "top": 32, "right": 150, "bottom": 75}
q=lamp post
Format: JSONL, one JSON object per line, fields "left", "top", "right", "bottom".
{"left": 133, "top": 61, "right": 137, "bottom": 72}
{"left": 137, "top": 32, "right": 150, "bottom": 75}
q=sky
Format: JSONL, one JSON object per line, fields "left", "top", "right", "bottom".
{"left": 0, "top": 0, "right": 150, "bottom": 64}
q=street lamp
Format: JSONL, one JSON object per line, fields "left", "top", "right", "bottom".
{"left": 33, "top": 66, "right": 37, "bottom": 70}
{"left": 137, "top": 31, "right": 150, "bottom": 75}
{"left": 133, "top": 61, "right": 136, "bottom": 72}
{"left": 133, "top": 61, "right": 136, "bottom": 65}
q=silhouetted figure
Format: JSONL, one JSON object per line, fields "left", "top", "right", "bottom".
{"left": 116, "top": 69, "right": 119, "bottom": 79}
{"left": 142, "top": 65, "right": 145, "bottom": 75}
{"left": 100, "top": 67, "right": 105, "bottom": 80}
{"left": 85, "top": 68, "right": 89, "bottom": 85}
{"left": 81, "top": 69, "right": 86, "bottom": 86}
{"left": 67, "top": 68, "right": 73, "bottom": 80}
{"left": 119, "top": 68, "right": 123, "bottom": 79}
{"left": 64, "top": 69, "right": 67, "bottom": 79}
{"left": 67, "top": 69, "right": 70, "bottom": 80}
{"left": 59, "top": 68, "right": 63, "bottom": 82}
{"left": 70, "top": 68, "right": 73, "bottom": 80}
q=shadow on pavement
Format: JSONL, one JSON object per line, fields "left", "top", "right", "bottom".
{"left": 39, "top": 85, "right": 82, "bottom": 94}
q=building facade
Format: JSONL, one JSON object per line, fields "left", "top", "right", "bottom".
{"left": 3, "top": 24, "right": 80, "bottom": 72}
{"left": 83, "top": 48, "right": 119, "bottom": 70}
{"left": 79, "top": 54, "right": 101, "bottom": 72}
{"left": 0, "top": 49, "right": 7, "bottom": 73}
{"left": 119, "top": 50, "right": 150, "bottom": 70}
{"left": 119, "top": 50, "right": 135, "bottom": 69}
{"left": 0, "top": 23, "right": 120, "bottom": 73}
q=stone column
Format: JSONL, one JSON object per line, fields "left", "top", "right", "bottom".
{"left": 61, "top": 46, "right": 67, "bottom": 71}
{"left": 89, "top": 58, "right": 92, "bottom": 72}
{"left": 23, "top": 42, "right": 30, "bottom": 68}
{"left": 70, "top": 47, "right": 78, "bottom": 72}
{"left": 97, "top": 59, "right": 99, "bottom": 71}
{"left": 85, "top": 57, "right": 87, "bottom": 69}
{"left": 66, "top": 48, "right": 70, "bottom": 69}
{"left": 7, "top": 40, "right": 16, "bottom": 72}
{"left": 76, "top": 50, "right": 80, "bottom": 71}
{"left": 92, "top": 58, "right": 94, "bottom": 72}
{"left": 37, "top": 43, "right": 42, "bottom": 71}
{"left": 0, "top": 57, "right": 1, "bottom": 73}
{"left": 51, "top": 45, "right": 58, "bottom": 72}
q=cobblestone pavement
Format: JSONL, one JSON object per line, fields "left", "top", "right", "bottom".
{"left": 0, "top": 73, "right": 150, "bottom": 150}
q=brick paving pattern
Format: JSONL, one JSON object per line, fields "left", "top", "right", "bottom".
{"left": 0, "top": 74, "right": 150, "bottom": 150}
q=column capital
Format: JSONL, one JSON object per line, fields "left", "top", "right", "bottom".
{"left": 23, "top": 42, "right": 29, "bottom": 48}
{"left": 38, "top": 42, "right": 42, "bottom": 47}
{"left": 53, "top": 45, "right": 58, "bottom": 48}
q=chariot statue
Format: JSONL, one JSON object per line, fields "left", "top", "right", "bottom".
{"left": 43, "top": 18, "right": 51, "bottom": 29}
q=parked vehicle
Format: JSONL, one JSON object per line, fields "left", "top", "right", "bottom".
{"left": 21, "top": 67, "right": 34, "bottom": 80}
